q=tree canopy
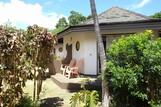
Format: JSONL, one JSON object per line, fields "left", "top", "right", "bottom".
{"left": 151, "top": 11, "right": 161, "bottom": 19}
{"left": 68, "top": 11, "right": 86, "bottom": 26}
{"left": 56, "top": 17, "right": 68, "bottom": 29}
{"left": 25, "top": 25, "right": 55, "bottom": 100}
{"left": 54, "top": 17, "right": 68, "bottom": 34}
{"left": 54, "top": 11, "right": 87, "bottom": 34}
{"left": 105, "top": 31, "right": 161, "bottom": 107}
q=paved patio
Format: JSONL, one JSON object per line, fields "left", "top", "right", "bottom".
{"left": 51, "top": 73, "right": 101, "bottom": 91}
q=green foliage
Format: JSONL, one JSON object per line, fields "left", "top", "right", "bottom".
{"left": 70, "top": 90, "right": 99, "bottom": 107}
{"left": 70, "top": 79, "right": 99, "bottom": 107}
{"left": 53, "top": 27, "right": 65, "bottom": 35}
{"left": 54, "top": 17, "right": 68, "bottom": 34}
{"left": 87, "top": 15, "right": 92, "bottom": 19}
{"left": 56, "top": 17, "right": 68, "bottom": 29}
{"left": 54, "top": 11, "right": 87, "bottom": 34}
{"left": 68, "top": 11, "right": 86, "bottom": 26}
{"left": 0, "top": 24, "right": 56, "bottom": 106}
{"left": 15, "top": 96, "right": 39, "bottom": 107}
{"left": 25, "top": 25, "right": 55, "bottom": 100}
{"left": 150, "top": 101, "right": 161, "bottom": 107}
{"left": 105, "top": 31, "right": 161, "bottom": 107}
{"left": 151, "top": 11, "right": 161, "bottom": 19}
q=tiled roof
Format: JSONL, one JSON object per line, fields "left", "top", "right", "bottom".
{"left": 81, "top": 7, "right": 152, "bottom": 25}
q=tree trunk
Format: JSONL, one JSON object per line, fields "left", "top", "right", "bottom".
{"left": 89, "top": 0, "right": 110, "bottom": 107}
{"left": 33, "top": 69, "right": 36, "bottom": 101}
{"left": 37, "top": 72, "right": 43, "bottom": 100}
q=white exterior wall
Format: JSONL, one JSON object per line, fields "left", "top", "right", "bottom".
{"left": 59, "top": 32, "right": 97, "bottom": 75}
{"left": 56, "top": 28, "right": 159, "bottom": 75}
{"left": 55, "top": 44, "right": 65, "bottom": 60}
{"left": 83, "top": 32, "right": 97, "bottom": 75}
{"left": 63, "top": 32, "right": 85, "bottom": 59}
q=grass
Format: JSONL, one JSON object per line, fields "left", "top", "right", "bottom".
{"left": 23, "top": 78, "right": 74, "bottom": 107}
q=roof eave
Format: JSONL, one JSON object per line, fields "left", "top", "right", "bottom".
{"left": 57, "top": 19, "right": 161, "bottom": 38}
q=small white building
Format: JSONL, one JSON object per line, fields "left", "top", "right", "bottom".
{"left": 54, "top": 7, "right": 161, "bottom": 75}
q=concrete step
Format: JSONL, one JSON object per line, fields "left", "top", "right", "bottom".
{"left": 51, "top": 73, "right": 101, "bottom": 91}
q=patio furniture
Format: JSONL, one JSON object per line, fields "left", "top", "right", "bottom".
{"left": 65, "top": 59, "right": 83, "bottom": 79}
{"left": 60, "top": 59, "right": 76, "bottom": 75}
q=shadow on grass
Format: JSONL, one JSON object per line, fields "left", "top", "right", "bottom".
{"left": 40, "top": 97, "right": 64, "bottom": 107}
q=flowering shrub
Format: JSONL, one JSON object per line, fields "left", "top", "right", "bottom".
{"left": 25, "top": 25, "right": 55, "bottom": 100}
{"left": 0, "top": 25, "right": 56, "bottom": 106}
{"left": 0, "top": 25, "right": 27, "bottom": 107}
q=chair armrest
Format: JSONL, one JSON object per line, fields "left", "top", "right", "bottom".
{"left": 70, "top": 67, "right": 78, "bottom": 70}
{"left": 61, "top": 64, "right": 68, "bottom": 68}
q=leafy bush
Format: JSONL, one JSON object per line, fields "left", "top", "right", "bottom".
{"left": 105, "top": 31, "right": 161, "bottom": 107}
{"left": 70, "top": 79, "right": 99, "bottom": 107}
{"left": 25, "top": 25, "right": 55, "bottom": 100}
{"left": 0, "top": 24, "right": 55, "bottom": 106}
{"left": 15, "top": 96, "right": 39, "bottom": 107}
{"left": 70, "top": 90, "right": 99, "bottom": 107}
{"left": 0, "top": 25, "right": 28, "bottom": 107}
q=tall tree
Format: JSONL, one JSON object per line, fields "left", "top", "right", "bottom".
{"left": 68, "top": 11, "right": 86, "bottom": 26}
{"left": 56, "top": 17, "right": 68, "bottom": 29}
{"left": 87, "top": 15, "right": 92, "bottom": 19}
{"left": 53, "top": 17, "right": 68, "bottom": 34}
{"left": 152, "top": 11, "right": 161, "bottom": 19}
{"left": 89, "top": 0, "right": 110, "bottom": 107}
{"left": 25, "top": 25, "right": 55, "bottom": 100}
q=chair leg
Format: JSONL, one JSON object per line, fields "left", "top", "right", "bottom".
{"left": 67, "top": 72, "right": 71, "bottom": 79}
{"left": 63, "top": 69, "right": 65, "bottom": 76}
{"left": 62, "top": 66, "right": 67, "bottom": 76}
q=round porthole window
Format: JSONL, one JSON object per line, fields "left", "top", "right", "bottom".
{"left": 76, "top": 41, "right": 80, "bottom": 51}
{"left": 58, "top": 47, "right": 63, "bottom": 52}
